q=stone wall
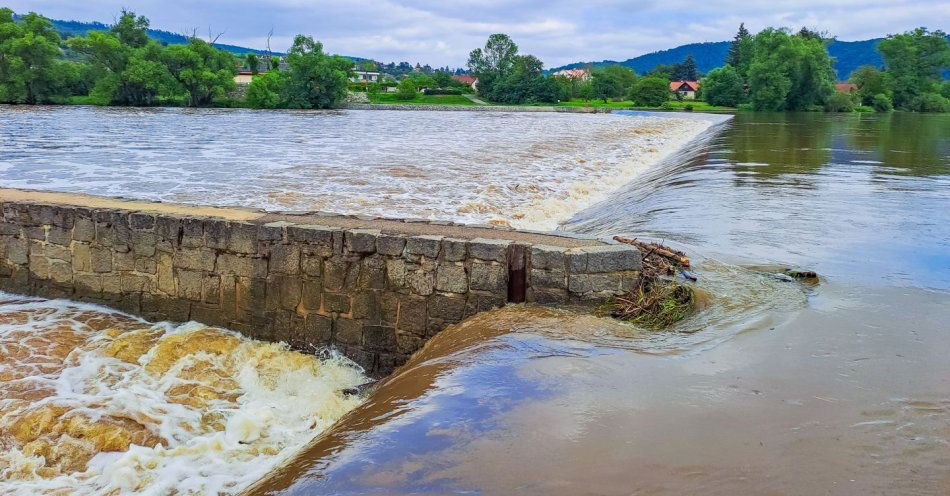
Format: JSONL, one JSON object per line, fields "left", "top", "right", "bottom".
{"left": 0, "top": 191, "right": 640, "bottom": 376}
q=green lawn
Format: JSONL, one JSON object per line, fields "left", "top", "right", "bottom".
{"left": 368, "top": 93, "right": 478, "bottom": 105}
{"left": 556, "top": 99, "right": 736, "bottom": 112}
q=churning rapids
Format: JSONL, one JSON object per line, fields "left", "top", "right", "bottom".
{"left": 0, "top": 106, "right": 722, "bottom": 231}
{"left": 0, "top": 294, "right": 367, "bottom": 495}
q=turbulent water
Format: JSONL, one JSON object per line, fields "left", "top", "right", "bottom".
{"left": 0, "top": 294, "right": 367, "bottom": 495}
{"left": 0, "top": 106, "right": 721, "bottom": 230}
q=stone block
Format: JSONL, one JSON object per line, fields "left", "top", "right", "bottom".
{"left": 584, "top": 245, "right": 641, "bottom": 273}
{"left": 357, "top": 256, "right": 386, "bottom": 290}
{"left": 176, "top": 269, "right": 203, "bottom": 301}
{"left": 113, "top": 250, "right": 134, "bottom": 271}
{"left": 29, "top": 250, "right": 52, "bottom": 279}
{"left": 397, "top": 296, "right": 427, "bottom": 336}
{"left": 129, "top": 213, "right": 156, "bottom": 231}
{"left": 74, "top": 273, "right": 102, "bottom": 294}
{"left": 375, "top": 234, "right": 406, "bottom": 256}
{"left": 566, "top": 249, "right": 588, "bottom": 273}
{"left": 202, "top": 274, "right": 221, "bottom": 304}
{"left": 90, "top": 246, "right": 113, "bottom": 273}
{"left": 441, "top": 238, "right": 468, "bottom": 262}
{"left": 396, "top": 333, "right": 423, "bottom": 355}
{"left": 131, "top": 231, "right": 157, "bottom": 257}
{"left": 101, "top": 274, "right": 121, "bottom": 295}
{"left": 386, "top": 259, "right": 408, "bottom": 289}
{"left": 469, "top": 261, "right": 507, "bottom": 292}
{"left": 300, "top": 279, "right": 322, "bottom": 312}
{"left": 567, "top": 274, "right": 592, "bottom": 294}
{"left": 468, "top": 238, "right": 510, "bottom": 262}
{"left": 407, "top": 269, "right": 435, "bottom": 296}
{"left": 288, "top": 224, "right": 336, "bottom": 248}
{"left": 173, "top": 249, "right": 215, "bottom": 272}
{"left": 530, "top": 244, "right": 567, "bottom": 271}
{"left": 435, "top": 263, "right": 467, "bottom": 293}
{"left": 301, "top": 253, "right": 323, "bottom": 277}
{"left": 269, "top": 243, "right": 300, "bottom": 275}
{"left": 323, "top": 260, "right": 347, "bottom": 291}
{"left": 350, "top": 291, "right": 379, "bottom": 320}
{"left": 428, "top": 294, "right": 465, "bottom": 322}
{"left": 528, "top": 287, "right": 569, "bottom": 304}
{"left": 226, "top": 222, "right": 258, "bottom": 254}
{"left": 363, "top": 325, "right": 396, "bottom": 352}
{"left": 530, "top": 268, "right": 567, "bottom": 290}
{"left": 120, "top": 273, "right": 150, "bottom": 293}
{"left": 299, "top": 314, "right": 332, "bottom": 346}
{"left": 216, "top": 253, "right": 267, "bottom": 278}
{"left": 345, "top": 229, "right": 379, "bottom": 254}
{"left": 72, "top": 217, "right": 96, "bottom": 242}
{"left": 260, "top": 221, "right": 292, "bottom": 242}
{"left": 405, "top": 235, "right": 442, "bottom": 258}
{"left": 156, "top": 253, "right": 176, "bottom": 295}
{"left": 324, "top": 292, "right": 350, "bottom": 314}
{"left": 1, "top": 236, "right": 28, "bottom": 265}
{"left": 334, "top": 318, "right": 363, "bottom": 345}
{"left": 46, "top": 226, "right": 72, "bottom": 246}
{"left": 49, "top": 260, "right": 72, "bottom": 284}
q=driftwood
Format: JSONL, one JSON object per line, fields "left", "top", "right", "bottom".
{"left": 612, "top": 236, "right": 691, "bottom": 269}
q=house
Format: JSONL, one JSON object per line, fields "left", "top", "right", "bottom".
{"left": 452, "top": 74, "right": 477, "bottom": 88}
{"left": 670, "top": 81, "right": 700, "bottom": 99}
{"left": 351, "top": 71, "right": 380, "bottom": 83}
{"left": 835, "top": 83, "right": 858, "bottom": 93}
{"left": 234, "top": 71, "right": 255, "bottom": 84}
{"left": 552, "top": 69, "right": 591, "bottom": 81}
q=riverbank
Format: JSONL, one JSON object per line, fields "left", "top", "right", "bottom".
{"left": 344, "top": 103, "right": 610, "bottom": 113}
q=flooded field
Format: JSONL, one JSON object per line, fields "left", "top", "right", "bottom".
{"left": 0, "top": 295, "right": 367, "bottom": 495}
{"left": 0, "top": 106, "right": 720, "bottom": 231}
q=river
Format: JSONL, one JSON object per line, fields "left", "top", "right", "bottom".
{"left": 1, "top": 107, "right": 948, "bottom": 495}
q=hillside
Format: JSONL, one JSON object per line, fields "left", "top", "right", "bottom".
{"left": 30, "top": 16, "right": 281, "bottom": 56}
{"left": 551, "top": 38, "right": 891, "bottom": 80}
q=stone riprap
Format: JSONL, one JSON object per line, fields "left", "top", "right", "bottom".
{"left": 0, "top": 189, "right": 639, "bottom": 375}
{"left": 344, "top": 103, "right": 611, "bottom": 113}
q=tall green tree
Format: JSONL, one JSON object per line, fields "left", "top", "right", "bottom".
{"left": 164, "top": 38, "right": 237, "bottom": 106}
{"left": 110, "top": 9, "right": 150, "bottom": 48}
{"left": 282, "top": 35, "right": 352, "bottom": 109}
{"left": 0, "top": 11, "right": 66, "bottom": 103}
{"left": 726, "top": 23, "right": 751, "bottom": 67}
{"left": 246, "top": 69, "right": 284, "bottom": 108}
{"left": 676, "top": 54, "right": 699, "bottom": 80}
{"left": 590, "top": 69, "right": 624, "bottom": 102}
{"left": 747, "top": 28, "right": 834, "bottom": 111}
{"left": 467, "top": 34, "right": 518, "bottom": 78}
{"left": 701, "top": 64, "right": 744, "bottom": 106}
{"left": 877, "top": 28, "right": 950, "bottom": 110}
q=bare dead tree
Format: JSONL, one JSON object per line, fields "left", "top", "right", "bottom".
{"left": 207, "top": 26, "right": 226, "bottom": 45}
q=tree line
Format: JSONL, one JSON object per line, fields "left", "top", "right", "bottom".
{"left": 0, "top": 9, "right": 355, "bottom": 109}
{"left": 702, "top": 24, "right": 950, "bottom": 112}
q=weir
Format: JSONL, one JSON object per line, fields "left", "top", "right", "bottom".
{"left": 0, "top": 188, "right": 641, "bottom": 376}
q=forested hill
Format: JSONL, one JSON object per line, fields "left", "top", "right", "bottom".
{"left": 550, "top": 38, "right": 891, "bottom": 79}
{"left": 20, "top": 16, "right": 281, "bottom": 55}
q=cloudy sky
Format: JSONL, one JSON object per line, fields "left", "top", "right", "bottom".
{"left": 8, "top": 1, "right": 945, "bottom": 67}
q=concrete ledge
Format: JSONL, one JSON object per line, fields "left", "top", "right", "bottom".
{"left": 0, "top": 189, "right": 639, "bottom": 376}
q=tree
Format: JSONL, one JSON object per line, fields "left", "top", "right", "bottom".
{"left": 747, "top": 28, "right": 834, "bottom": 111}
{"left": 282, "top": 35, "right": 352, "bottom": 109}
{"left": 629, "top": 77, "right": 670, "bottom": 106}
{"left": 0, "top": 11, "right": 64, "bottom": 103}
{"left": 871, "top": 93, "right": 893, "bottom": 112}
{"left": 824, "top": 91, "right": 854, "bottom": 112}
{"left": 602, "top": 65, "right": 637, "bottom": 92}
{"left": 702, "top": 65, "right": 744, "bottom": 106}
{"left": 877, "top": 28, "right": 950, "bottom": 110}
{"left": 849, "top": 65, "right": 890, "bottom": 105}
{"left": 432, "top": 70, "right": 453, "bottom": 88}
{"left": 246, "top": 69, "right": 284, "bottom": 108}
{"left": 467, "top": 34, "right": 518, "bottom": 77}
{"left": 358, "top": 59, "right": 376, "bottom": 72}
{"left": 590, "top": 69, "right": 624, "bottom": 102}
{"left": 110, "top": 9, "right": 150, "bottom": 49}
{"left": 245, "top": 53, "right": 260, "bottom": 74}
{"left": 726, "top": 23, "right": 751, "bottom": 68}
{"left": 395, "top": 78, "right": 417, "bottom": 100}
{"left": 675, "top": 54, "right": 699, "bottom": 80}
{"left": 164, "top": 38, "right": 237, "bottom": 106}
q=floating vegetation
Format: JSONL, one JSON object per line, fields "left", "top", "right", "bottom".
{"left": 606, "top": 236, "right": 696, "bottom": 328}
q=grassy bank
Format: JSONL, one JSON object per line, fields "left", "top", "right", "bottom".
{"left": 368, "top": 93, "right": 478, "bottom": 106}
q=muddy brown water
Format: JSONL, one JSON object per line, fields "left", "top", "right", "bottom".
{"left": 248, "top": 112, "right": 950, "bottom": 495}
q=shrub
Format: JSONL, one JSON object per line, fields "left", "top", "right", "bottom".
{"left": 684, "top": 103, "right": 694, "bottom": 112}
{"left": 804, "top": 104, "right": 825, "bottom": 112}
{"left": 701, "top": 65, "right": 745, "bottom": 107}
{"left": 246, "top": 71, "right": 285, "bottom": 109}
{"left": 736, "top": 103, "right": 754, "bottom": 111}
{"left": 395, "top": 79, "right": 417, "bottom": 100}
{"left": 366, "top": 82, "right": 381, "bottom": 97}
{"left": 854, "top": 105, "right": 874, "bottom": 113}
{"left": 911, "top": 92, "right": 950, "bottom": 113}
{"left": 824, "top": 92, "right": 855, "bottom": 112}
{"left": 629, "top": 77, "right": 670, "bottom": 106}
{"left": 871, "top": 93, "right": 893, "bottom": 112}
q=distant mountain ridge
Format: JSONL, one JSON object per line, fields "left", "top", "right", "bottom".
{"left": 550, "top": 38, "right": 890, "bottom": 80}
